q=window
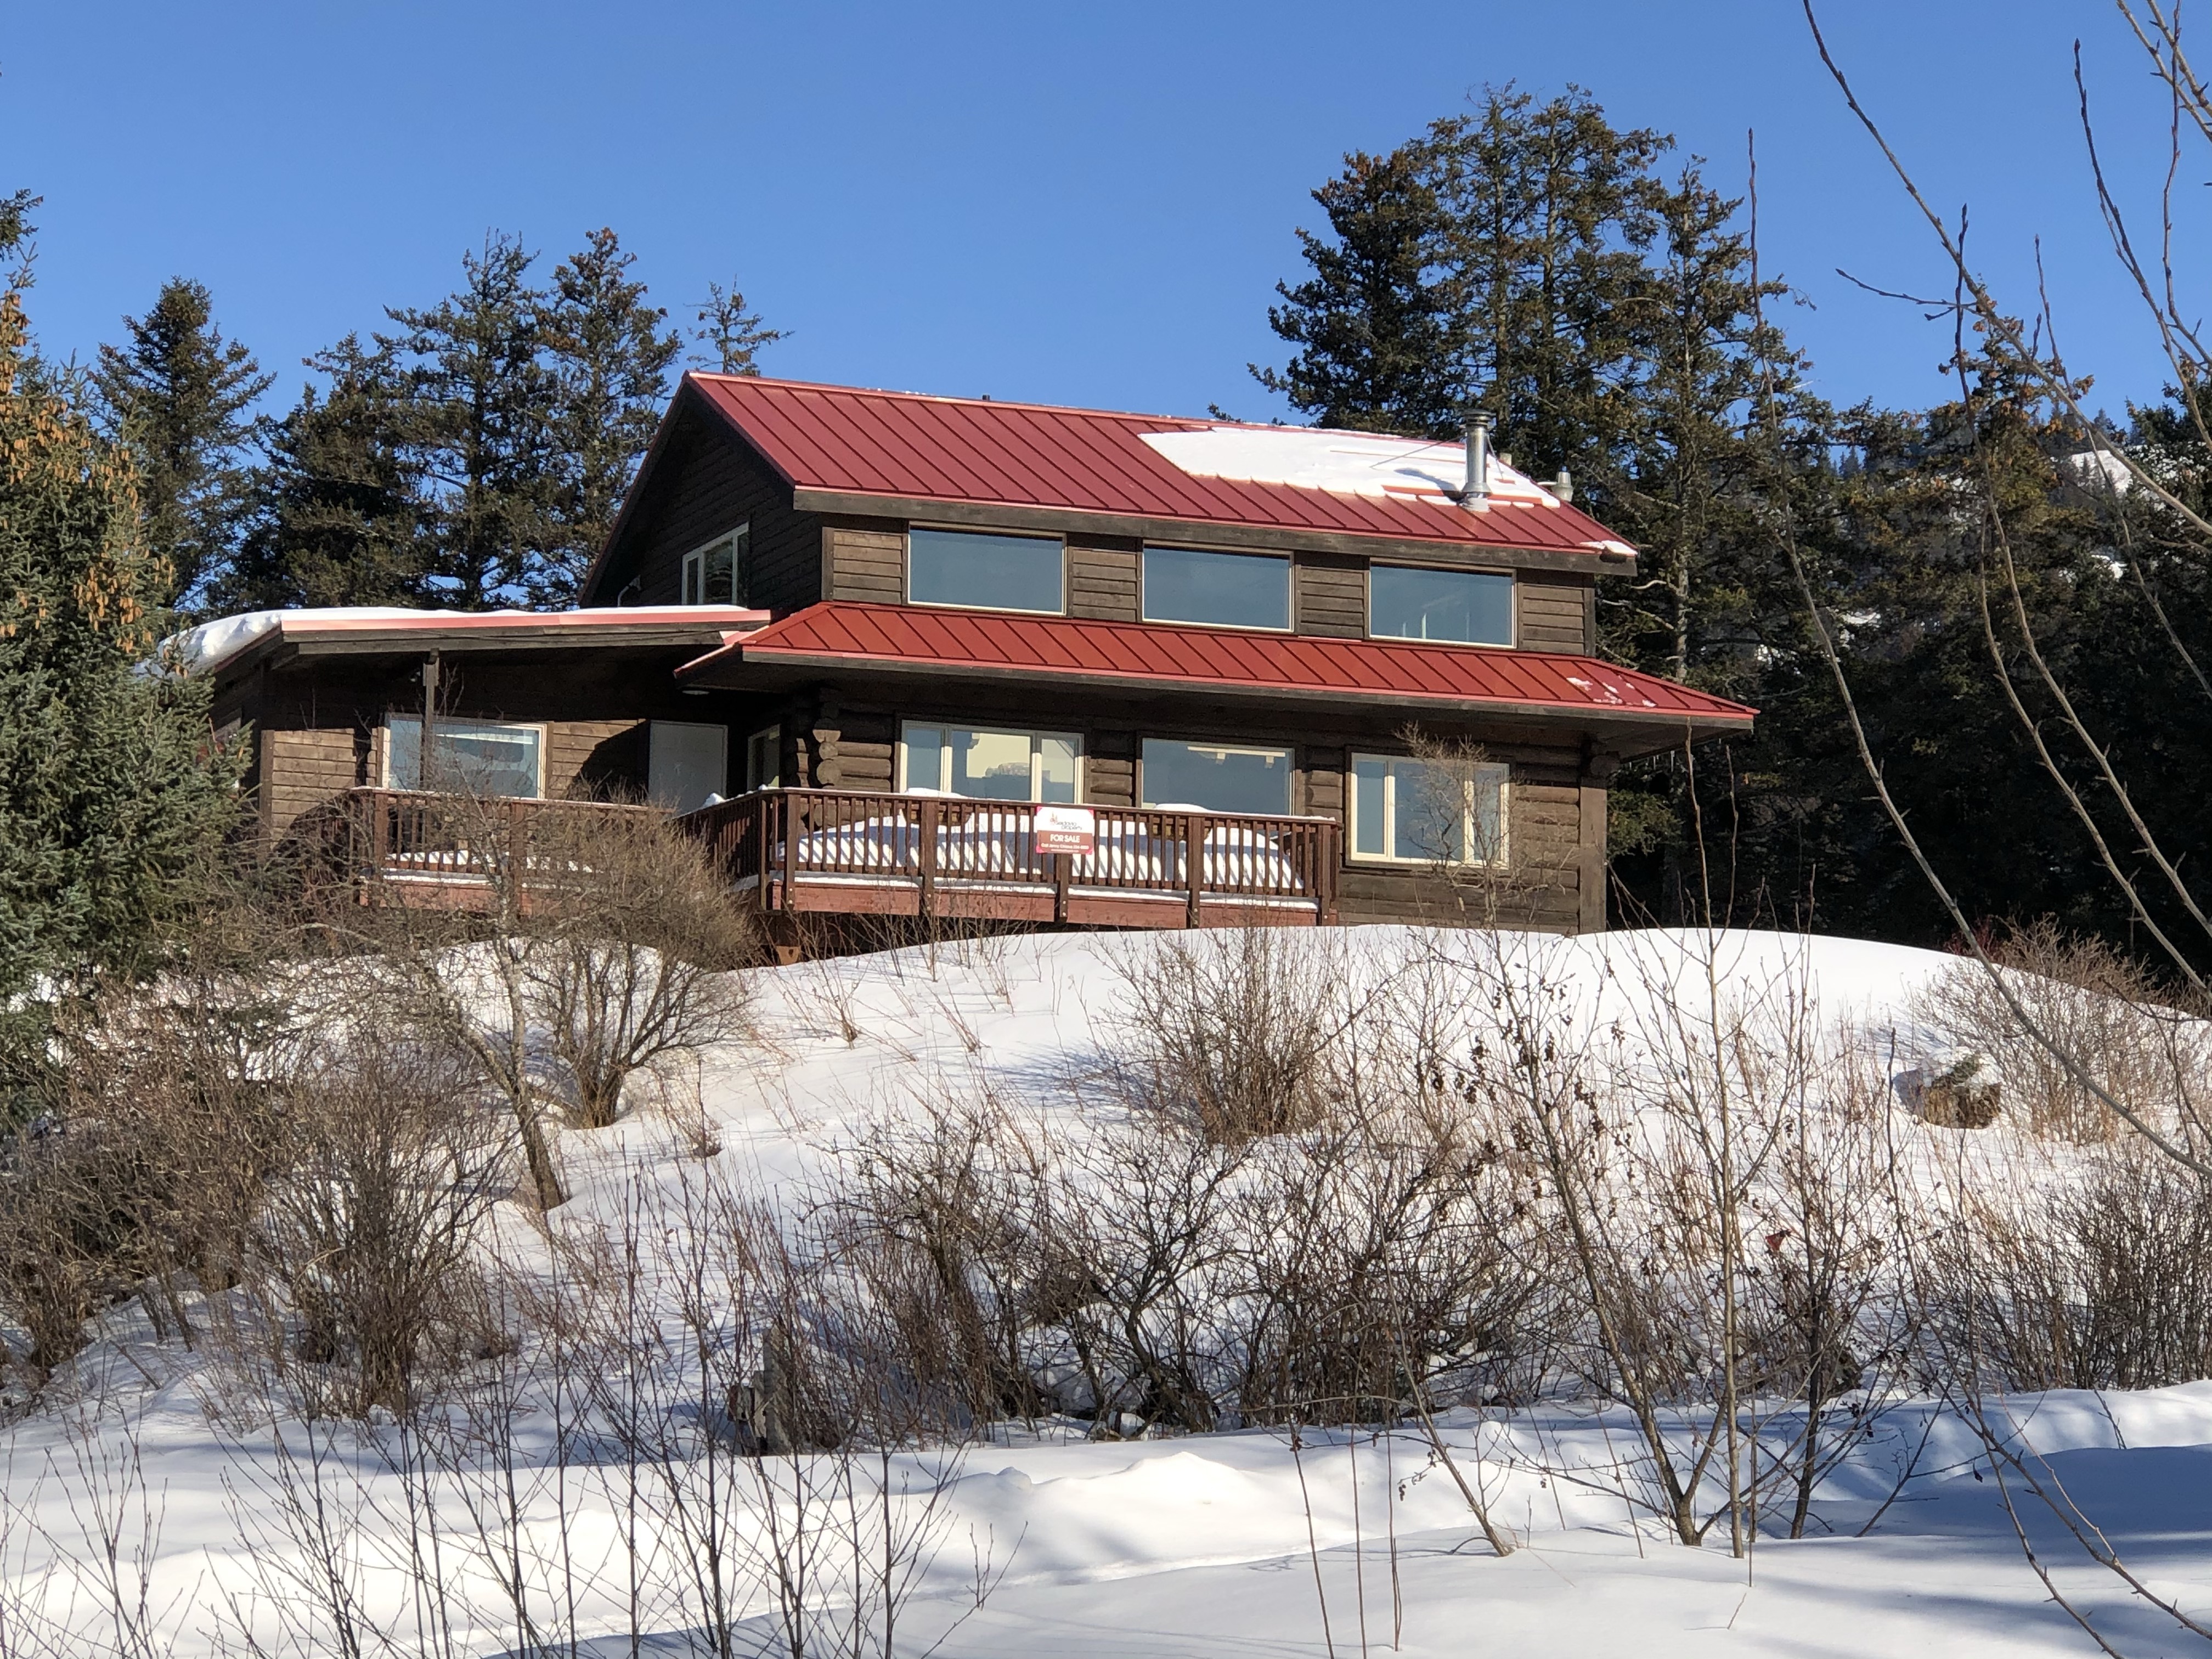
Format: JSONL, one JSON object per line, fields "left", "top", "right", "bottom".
{"left": 647, "top": 721, "right": 727, "bottom": 814}
{"left": 900, "top": 723, "right": 1080, "bottom": 803}
{"left": 1369, "top": 565, "right": 1513, "bottom": 646}
{"left": 1351, "top": 753, "right": 1507, "bottom": 864}
{"left": 681, "top": 523, "right": 749, "bottom": 606}
{"left": 1140, "top": 738, "right": 1293, "bottom": 816}
{"left": 744, "top": 726, "right": 782, "bottom": 792}
{"left": 1142, "top": 546, "right": 1290, "bottom": 630}
{"left": 385, "top": 716, "right": 544, "bottom": 798}
{"left": 908, "top": 528, "right": 1063, "bottom": 614}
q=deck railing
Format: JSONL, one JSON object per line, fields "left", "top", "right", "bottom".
{"left": 681, "top": 788, "right": 1340, "bottom": 927}
{"left": 345, "top": 788, "right": 664, "bottom": 902}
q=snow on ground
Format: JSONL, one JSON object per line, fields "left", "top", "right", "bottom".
{"left": 9, "top": 926, "right": 2208, "bottom": 1656}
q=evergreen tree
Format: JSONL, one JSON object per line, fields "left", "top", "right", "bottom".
{"left": 219, "top": 336, "right": 431, "bottom": 611}
{"left": 93, "top": 278, "right": 271, "bottom": 614}
{"left": 541, "top": 228, "right": 682, "bottom": 606}
{"left": 381, "top": 234, "right": 560, "bottom": 608}
{"left": 0, "top": 278, "right": 243, "bottom": 1000}
{"left": 1251, "top": 149, "right": 1461, "bottom": 435}
{"left": 692, "top": 279, "right": 786, "bottom": 376}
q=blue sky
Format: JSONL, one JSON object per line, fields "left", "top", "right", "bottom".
{"left": 2, "top": 2, "right": 2196, "bottom": 426}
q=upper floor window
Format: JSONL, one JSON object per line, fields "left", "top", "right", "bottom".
{"left": 1370, "top": 565, "right": 1513, "bottom": 646}
{"left": 1351, "top": 753, "right": 1507, "bottom": 865}
{"left": 1140, "top": 738, "right": 1293, "bottom": 816}
{"left": 682, "top": 523, "right": 749, "bottom": 606}
{"left": 900, "top": 721, "right": 1080, "bottom": 803}
{"left": 909, "top": 528, "right": 1063, "bottom": 614}
{"left": 385, "top": 715, "right": 544, "bottom": 799}
{"left": 1142, "top": 546, "right": 1290, "bottom": 630}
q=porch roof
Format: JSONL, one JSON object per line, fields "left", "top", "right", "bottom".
{"left": 676, "top": 601, "right": 1756, "bottom": 741}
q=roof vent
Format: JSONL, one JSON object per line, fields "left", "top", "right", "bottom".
{"left": 1460, "top": 413, "right": 1492, "bottom": 508}
{"left": 1538, "top": 467, "right": 1575, "bottom": 504}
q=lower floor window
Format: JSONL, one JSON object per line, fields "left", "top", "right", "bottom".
{"left": 647, "top": 720, "right": 727, "bottom": 814}
{"left": 900, "top": 722, "right": 1081, "bottom": 803}
{"left": 744, "top": 725, "right": 781, "bottom": 792}
{"left": 1351, "top": 753, "right": 1506, "bottom": 864}
{"left": 385, "top": 716, "right": 544, "bottom": 799}
{"left": 1141, "top": 739, "right": 1293, "bottom": 816}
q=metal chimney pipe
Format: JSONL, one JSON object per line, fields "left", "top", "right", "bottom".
{"left": 1462, "top": 413, "right": 1492, "bottom": 506}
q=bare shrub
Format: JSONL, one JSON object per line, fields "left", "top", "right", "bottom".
{"left": 522, "top": 805, "right": 760, "bottom": 1130}
{"left": 1931, "top": 1144, "right": 2212, "bottom": 1393}
{"left": 1107, "top": 927, "right": 1347, "bottom": 1144}
{"left": 1915, "top": 922, "right": 2212, "bottom": 1144}
{"left": 248, "top": 1032, "right": 512, "bottom": 1416}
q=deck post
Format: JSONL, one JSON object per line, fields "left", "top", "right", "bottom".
{"left": 780, "top": 791, "right": 799, "bottom": 911}
{"left": 1184, "top": 813, "right": 1205, "bottom": 929}
{"left": 754, "top": 795, "right": 774, "bottom": 911}
{"left": 1053, "top": 851, "right": 1071, "bottom": 923}
{"left": 918, "top": 798, "right": 939, "bottom": 918}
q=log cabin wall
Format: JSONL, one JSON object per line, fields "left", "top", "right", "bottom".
{"left": 591, "top": 396, "right": 821, "bottom": 613}
{"left": 1516, "top": 574, "right": 1596, "bottom": 653}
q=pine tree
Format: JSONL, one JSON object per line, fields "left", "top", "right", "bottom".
{"left": 382, "top": 234, "right": 560, "bottom": 608}
{"left": 1251, "top": 149, "right": 1462, "bottom": 435}
{"left": 1423, "top": 85, "right": 1668, "bottom": 484}
{"left": 94, "top": 278, "right": 272, "bottom": 613}
{"left": 220, "top": 336, "right": 431, "bottom": 611}
{"left": 0, "top": 280, "right": 243, "bottom": 998}
{"left": 692, "top": 280, "right": 786, "bottom": 376}
{"left": 541, "top": 229, "right": 682, "bottom": 606}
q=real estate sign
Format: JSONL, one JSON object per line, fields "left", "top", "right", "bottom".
{"left": 1032, "top": 804, "right": 1097, "bottom": 855}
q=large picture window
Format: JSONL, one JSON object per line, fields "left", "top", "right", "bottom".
{"left": 908, "top": 528, "right": 1064, "bottom": 614}
{"left": 385, "top": 716, "right": 544, "bottom": 799}
{"left": 1140, "top": 738, "right": 1293, "bottom": 816}
{"left": 1351, "top": 753, "right": 1506, "bottom": 865}
{"left": 1142, "top": 546, "right": 1291, "bottom": 630}
{"left": 1369, "top": 565, "right": 1513, "bottom": 646}
{"left": 647, "top": 721, "right": 727, "bottom": 814}
{"left": 900, "top": 723, "right": 1080, "bottom": 803}
{"left": 682, "top": 523, "right": 749, "bottom": 606}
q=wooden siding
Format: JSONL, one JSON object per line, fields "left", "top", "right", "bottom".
{"left": 591, "top": 398, "right": 819, "bottom": 613}
{"left": 1517, "top": 575, "right": 1594, "bottom": 653}
{"left": 547, "top": 719, "right": 647, "bottom": 800}
{"left": 1086, "top": 727, "right": 1138, "bottom": 807}
{"left": 1295, "top": 556, "right": 1366, "bottom": 638}
{"left": 1069, "top": 538, "right": 1139, "bottom": 622}
{"left": 260, "top": 729, "right": 360, "bottom": 836}
{"left": 824, "top": 523, "right": 905, "bottom": 604}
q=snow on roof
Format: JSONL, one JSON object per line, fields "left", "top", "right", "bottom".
{"left": 1139, "top": 425, "right": 1567, "bottom": 511}
{"left": 163, "top": 605, "right": 769, "bottom": 676}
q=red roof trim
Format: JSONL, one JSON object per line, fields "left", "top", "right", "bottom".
{"left": 682, "top": 601, "right": 1756, "bottom": 727}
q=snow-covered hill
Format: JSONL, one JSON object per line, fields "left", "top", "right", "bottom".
{"left": 8, "top": 926, "right": 2209, "bottom": 1657}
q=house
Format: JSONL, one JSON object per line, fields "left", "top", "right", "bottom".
{"left": 194, "top": 374, "right": 1753, "bottom": 935}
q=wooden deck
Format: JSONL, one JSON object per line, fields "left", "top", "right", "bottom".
{"left": 682, "top": 788, "right": 1340, "bottom": 929}
{"left": 343, "top": 788, "right": 664, "bottom": 911}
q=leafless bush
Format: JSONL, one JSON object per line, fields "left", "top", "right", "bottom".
{"left": 522, "top": 805, "right": 760, "bottom": 1130}
{"left": 247, "top": 1033, "right": 512, "bottom": 1417}
{"left": 1929, "top": 1142, "right": 2212, "bottom": 1393}
{"left": 1915, "top": 922, "right": 2212, "bottom": 1144}
{"left": 1106, "top": 927, "right": 1349, "bottom": 1144}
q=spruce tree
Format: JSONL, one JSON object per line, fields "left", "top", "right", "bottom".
{"left": 94, "top": 278, "right": 272, "bottom": 614}
{"left": 1252, "top": 150, "right": 1460, "bottom": 436}
{"left": 220, "top": 336, "right": 431, "bottom": 611}
{"left": 0, "top": 280, "right": 242, "bottom": 999}
{"left": 382, "top": 234, "right": 560, "bottom": 608}
{"left": 692, "top": 280, "right": 786, "bottom": 376}
{"left": 541, "top": 228, "right": 682, "bottom": 606}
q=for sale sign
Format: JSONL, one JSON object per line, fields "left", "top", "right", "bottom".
{"left": 1032, "top": 804, "right": 1097, "bottom": 855}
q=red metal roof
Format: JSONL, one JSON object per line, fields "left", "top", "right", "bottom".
{"left": 685, "top": 601, "right": 1754, "bottom": 729}
{"left": 686, "top": 374, "right": 1636, "bottom": 560}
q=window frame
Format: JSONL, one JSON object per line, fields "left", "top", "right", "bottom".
{"left": 1346, "top": 751, "right": 1509, "bottom": 866}
{"left": 896, "top": 720, "right": 1084, "bottom": 803}
{"left": 381, "top": 714, "right": 550, "bottom": 799}
{"left": 1138, "top": 544, "right": 1294, "bottom": 633}
{"left": 681, "top": 522, "right": 751, "bottom": 607}
{"left": 1137, "top": 737, "right": 1297, "bottom": 817}
{"left": 905, "top": 525, "right": 1067, "bottom": 616}
{"left": 744, "top": 725, "right": 782, "bottom": 793}
{"left": 1365, "top": 562, "right": 1517, "bottom": 649}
